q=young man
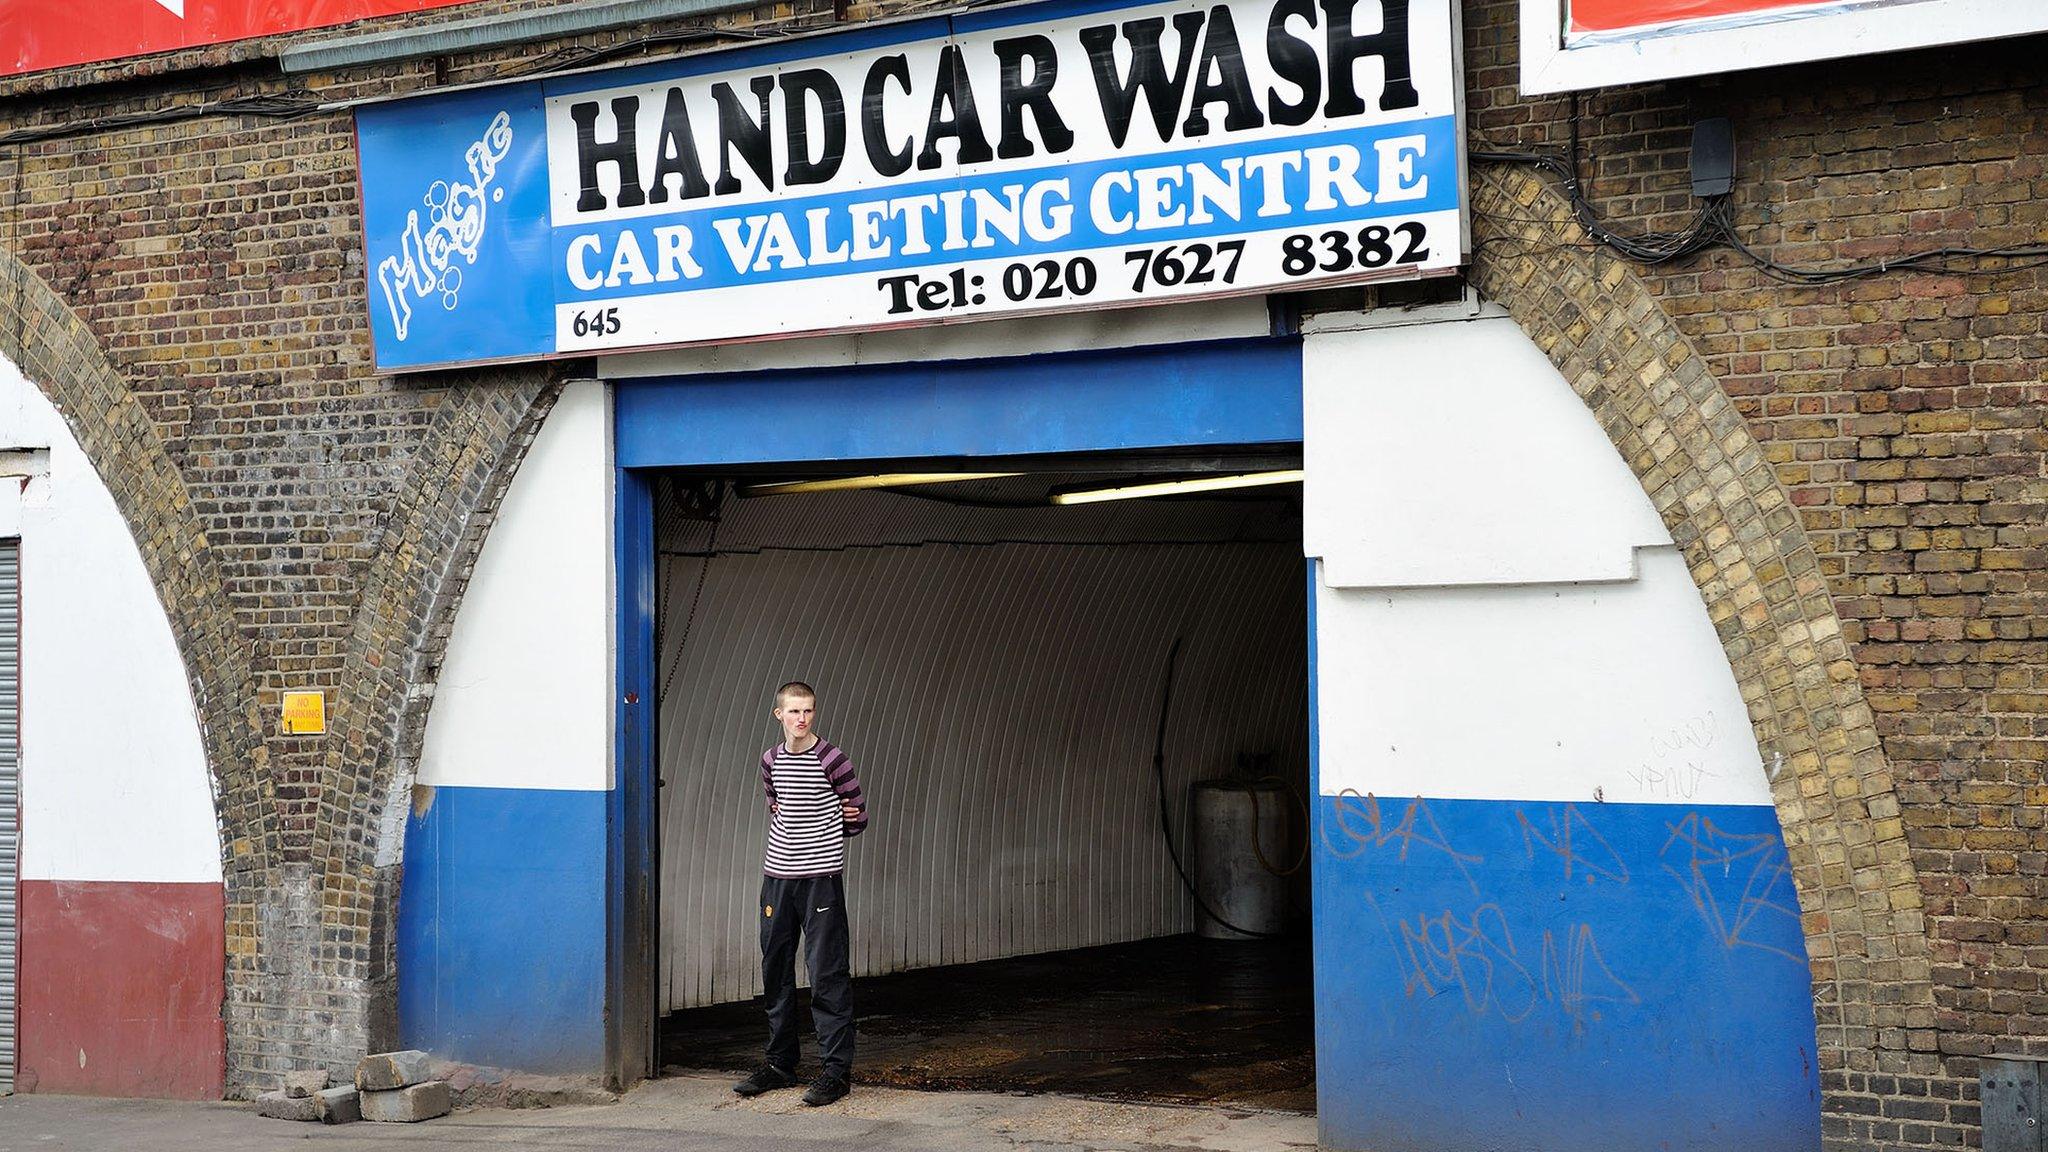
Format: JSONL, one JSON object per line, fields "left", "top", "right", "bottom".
{"left": 733, "top": 681, "right": 867, "bottom": 1106}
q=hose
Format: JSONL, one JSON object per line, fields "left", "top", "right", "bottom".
{"left": 1152, "top": 637, "right": 1286, "bottom": 940}
{"left": 1246, "top": 775, "right": 1310, "bottom": 878}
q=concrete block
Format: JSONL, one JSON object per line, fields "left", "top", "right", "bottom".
{"left": 361, "top": 1081, "right": 452, "bottom": 1123}
{"left": 282, "top": 1068, "right": 330, "bottom": 1098}
{"left": 255, "top": 1090, "right": 319, "bottom": 1122}
{"left": 356, "top": 1050, "right": 435, "bottom": 1091}
{"left": 314, "top": 1086, "right": 361, "bottom": 1124}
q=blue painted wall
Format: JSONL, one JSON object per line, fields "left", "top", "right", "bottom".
{"left": 1312, "top": 794, "right": 1822, "bottom": 1151}
{"left": 398, "top": 785, "right": 608, "bottom": 1073}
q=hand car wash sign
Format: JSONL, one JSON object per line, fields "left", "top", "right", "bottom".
{"left": 355, "top": 0, "right": 1464, "bottom": 371}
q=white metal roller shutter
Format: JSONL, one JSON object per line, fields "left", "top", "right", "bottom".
{"left": 0, "top": 541, "right": 18, "bottom": 1094}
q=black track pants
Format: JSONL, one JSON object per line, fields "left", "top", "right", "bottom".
{"left": 760, "top": 873, "right": 854, "bottom": 1078}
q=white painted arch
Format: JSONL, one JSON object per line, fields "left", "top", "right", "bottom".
{"left": 1301, "top": 311, "right": 1770, "bottom": 809}
{"left": 0, "top": 356, "right": 220, "bottom": 885}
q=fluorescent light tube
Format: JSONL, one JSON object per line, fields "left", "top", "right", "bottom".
{"left": 740, "top": 472, "right": 1022, "bottom": 496}
{"left": 1050, "top": 470, "right": 1305, "bottom": 506}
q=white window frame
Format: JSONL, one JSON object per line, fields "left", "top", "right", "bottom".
{"left": 1520, "top": 0, "right": 2048, "bottom": 94}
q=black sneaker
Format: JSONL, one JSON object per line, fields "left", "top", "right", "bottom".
{"left": 733, "top": 1063, "right": 797, "bottom": 1096}
{"left": 801, "top": 1073, "right": 850, "bottom": 1107}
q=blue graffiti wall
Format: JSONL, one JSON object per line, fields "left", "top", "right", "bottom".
{"left": 1313, "top": 794, "right": 1821, "bottom": 1151}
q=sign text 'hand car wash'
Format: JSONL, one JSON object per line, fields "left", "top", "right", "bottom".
{"left": 355, "top": 0, "right": 1463, "bottom": 371}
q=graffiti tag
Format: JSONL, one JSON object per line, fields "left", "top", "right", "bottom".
{"left": 1660, "top": 812, "right": 1807, "bottom": 964}
{"left": 1517, "top": 803, "right": 1631, "bottom": 885}
{"left": 1374, "top": 897, "right": 1639, "bottom": 1030}
{"left": 1324, "top": 791, "right": 1484, "bottom": 895}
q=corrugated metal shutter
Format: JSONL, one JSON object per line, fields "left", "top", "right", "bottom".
{"left": 0, "top": 541, "right": 18, "bottom": 1094}
{"left": 655, "top": 489, "right": 1308, "bottom": 1011}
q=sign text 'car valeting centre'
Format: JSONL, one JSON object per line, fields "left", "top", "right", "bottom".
{"left": 355, "top": 0, "right": 1463, "bottom": 371}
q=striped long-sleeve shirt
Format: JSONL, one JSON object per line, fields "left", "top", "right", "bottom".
{"left": 760, "top": 738, "right": 867, "bottom": 878}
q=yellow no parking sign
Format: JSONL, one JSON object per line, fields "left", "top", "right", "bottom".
{"left": 281, "top": 690, "right": 326, "bottom": 735}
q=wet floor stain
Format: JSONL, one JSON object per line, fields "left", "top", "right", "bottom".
{"left": 659, "top": 934, "right": 1315, "bottom": 1113}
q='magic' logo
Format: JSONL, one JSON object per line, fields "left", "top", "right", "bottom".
{"left": 376, "top": 111, "right": 514, "bottom": 341}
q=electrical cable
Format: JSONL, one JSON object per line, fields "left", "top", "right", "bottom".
{"left": 1473, "top": 94, "right": 2048, "bottom": 284}
{"left": 1150, "top": 636, "right": 1286, "bottom": 941}
{"left": 658, "top": 507, "right": 721, "bottom": 703}
{"left": 0, "top": 92, "right": 323, "bottom": 148}
{"left": 1707, "top": 196, "right": 2048, "bottom": 283}
{"left": 1469, "top": 146, "right": 1725, "bottom": 267}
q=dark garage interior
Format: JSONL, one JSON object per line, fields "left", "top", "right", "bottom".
{"left": 651, "top": 455, "right": 1314, "bottom": 1111}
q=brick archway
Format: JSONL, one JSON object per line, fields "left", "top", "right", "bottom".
{"left": 5, "top": 238, "right": 574, "bottom": 1090}
{"left": 4, "top": 164, "right": 1956, "bottom": 1135}
{"left": 0, "top": 245, "right": 271, "bottom": 1072}
{"left": 1469, "top": 164, "right": 1944, "bottom": 1148}
{"left": 303, "top": 367, "right": 566, "bottom": 1074}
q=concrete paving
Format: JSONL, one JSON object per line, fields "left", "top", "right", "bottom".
{"left": 0, "top": 1074, "right": 1319, "bottom": 1152}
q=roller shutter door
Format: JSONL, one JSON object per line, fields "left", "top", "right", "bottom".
{"left": 0, "top": 541, "right": 18, "bottom": 1094}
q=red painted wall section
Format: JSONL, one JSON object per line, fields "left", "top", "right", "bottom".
{"left": 16, "top": 880, "right": 226, "bottom": 1099}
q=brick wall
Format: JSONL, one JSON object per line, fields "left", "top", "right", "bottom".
{"left": 1465, "top": 6, "right": 2048, "bottom": 1145}
{"left": 0, "top": 0, "right": 825, "bottom": 1091}
{"left": 1, "top": 0, "right": 2042, "bottom": 1144}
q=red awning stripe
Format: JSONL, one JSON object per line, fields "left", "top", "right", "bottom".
{"left": 1, "top": 0, "right": 489, "bottom": 79}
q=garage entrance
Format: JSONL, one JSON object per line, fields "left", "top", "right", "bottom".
{"left": 651, "top": 462, "right": 1311, "bottom": 1108}
{"left": 610, "top": 337, "right": 1312, "bottom": 1109}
